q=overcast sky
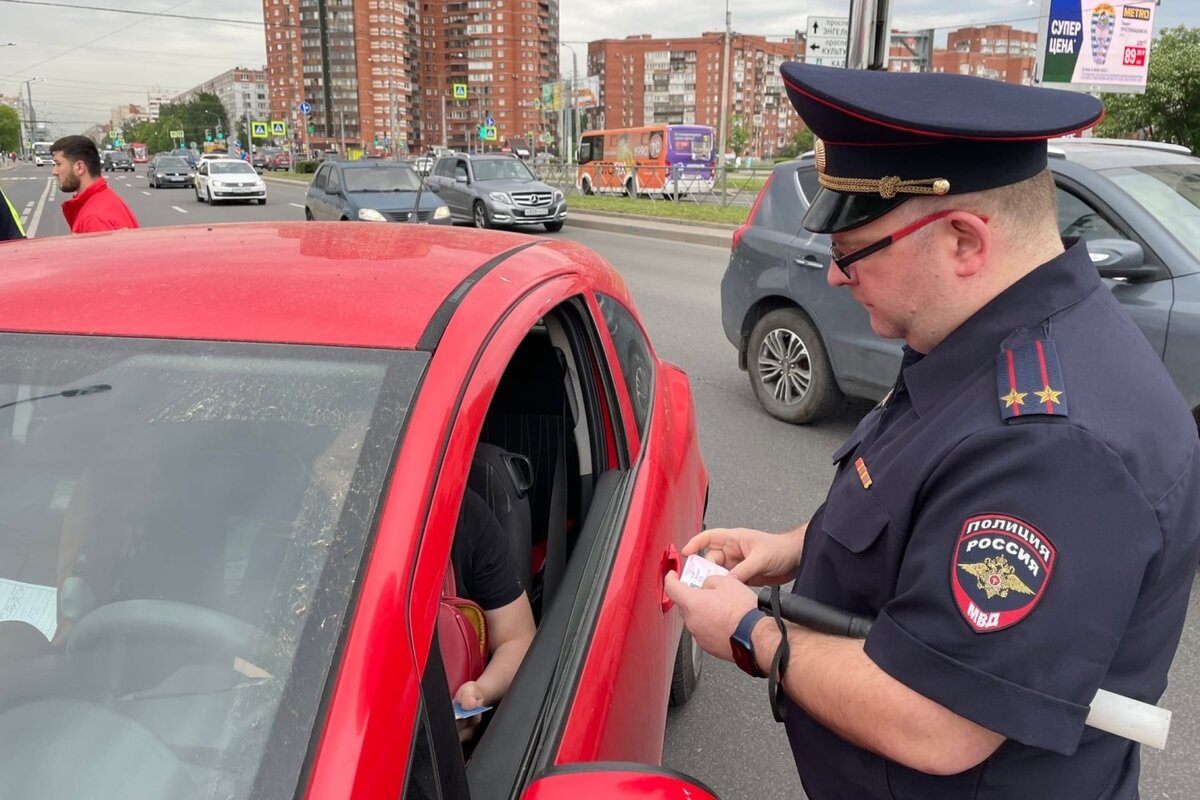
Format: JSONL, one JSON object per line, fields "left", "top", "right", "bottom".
{"left": 0, "top": 0, "right": 1193, "bottom": 135}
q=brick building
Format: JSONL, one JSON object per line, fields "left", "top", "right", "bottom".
{"left": 931, "top": 25, "right": 1038, "bottom": 85}
{"left": 261, "top": 0, "right": 558, "bottom": 156}
{"left": 586, "top": 32, "right": 805, "bottom": 159}
{"left": 172, "top": 67, "right": 270, "bottom": 134}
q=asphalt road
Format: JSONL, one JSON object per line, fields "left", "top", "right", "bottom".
{"left": 4, "top": 162, "right": 1198, "bottom": 799}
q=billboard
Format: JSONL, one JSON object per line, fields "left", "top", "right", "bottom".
{"left": 1037, "top": 0, "right": 1156, "bottom": 93}
{"left": 572, "top": 76, "right": 600, "bottom": 109}
{"left": 541, "top": 82, "right": 563, "bottom": 112}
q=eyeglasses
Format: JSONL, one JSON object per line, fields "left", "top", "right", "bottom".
{"left": 829, "top": 210, "right": 988, "bottom": 278}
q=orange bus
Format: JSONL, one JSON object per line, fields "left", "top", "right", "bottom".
{"left": 576, "top": 124, "right": 715, "bottom": 198}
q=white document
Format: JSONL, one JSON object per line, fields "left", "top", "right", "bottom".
{"left": 0, "top": 577, "right": 57, "bottom": 641}
{"left": 680, "top": 554, "right": 730, "bottom": 589}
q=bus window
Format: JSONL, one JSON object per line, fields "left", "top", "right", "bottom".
{"left": 579, "top": 135, "right": 603, "bottom": 164}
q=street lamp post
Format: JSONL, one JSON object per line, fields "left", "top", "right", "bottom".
{"left": 560, "top": 43, "right": 580, "bottom": 164}
{"left": 20, "top": 77, "right": 44, "bottom": 159}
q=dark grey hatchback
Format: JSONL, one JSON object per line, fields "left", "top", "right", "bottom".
{"left": 721, "top": 139, "right": 1200, "bottom": 425}
{"left": 304, "top": 160, "right": 452, "bottom": 224}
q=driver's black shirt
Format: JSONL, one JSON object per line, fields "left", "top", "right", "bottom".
{"left": 451, "top": 489, "right": 524, "bottom": 611}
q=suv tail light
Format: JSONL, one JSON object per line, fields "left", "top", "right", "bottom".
{"left": 731, "top": 172, "right": 774, "bottom": 253}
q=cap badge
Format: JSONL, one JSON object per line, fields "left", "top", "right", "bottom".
{"left": 813, "top": 137, "right": 827, "bottom": 175}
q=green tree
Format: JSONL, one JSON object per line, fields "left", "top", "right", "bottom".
{"left": 158, "top": 93, "right": 228, "bottom": 148}
{"left": 779, "top": 128, "right": 815, "bottom": 159}
{"left": 1096, "top": 25, "right": 1200, "bottom": 151}
{"left": 0, "top": 105, "right": 19, "bottom": 153}
{"left": 729, "top": 114, "right": 751, "bottom": 157}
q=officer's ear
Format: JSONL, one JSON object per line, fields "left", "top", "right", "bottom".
{"left": 946, "top": 211, "right": 990, "bottom": 279}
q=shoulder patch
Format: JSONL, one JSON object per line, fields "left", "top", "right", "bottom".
{"left": 952, "top": 514, "right": 1056, "bottom": 633}
{"left": 996, "top": 338, "right": 1068, "bottom": 420}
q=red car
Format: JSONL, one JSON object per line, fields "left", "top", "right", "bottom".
{"left": 0, "top": 224, "right": 714, "bottom": 800}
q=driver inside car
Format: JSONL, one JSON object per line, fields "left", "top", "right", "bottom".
{"left": 449, "top": 488, "right": 536, "bottom": 742}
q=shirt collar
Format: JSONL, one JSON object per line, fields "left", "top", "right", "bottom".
{"left": 904, "top": 240, "right": 1100, "bottom": 416}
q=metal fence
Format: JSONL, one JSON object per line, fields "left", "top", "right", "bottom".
{"left": 530, "top": 162, "right": 775, "bottom": 209}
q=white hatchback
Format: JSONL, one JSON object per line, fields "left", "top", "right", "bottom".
{"left": 193, "top": 159, "right": 267, "bottom": 205}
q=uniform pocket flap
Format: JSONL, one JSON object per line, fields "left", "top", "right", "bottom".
{"left": 819, "top": 476, "right": 891, "bottom": 554}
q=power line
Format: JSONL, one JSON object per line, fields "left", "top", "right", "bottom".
{"left": 0, "top": 0, "right": 261, "bottom": 27}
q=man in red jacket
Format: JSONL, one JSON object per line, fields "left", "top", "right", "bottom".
{"left": 51, "top": 135, "right": 139, "bottom": 233}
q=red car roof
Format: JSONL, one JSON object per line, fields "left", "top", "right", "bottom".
{"left": 0, "top": 223, "right": 556, "bottom": 348}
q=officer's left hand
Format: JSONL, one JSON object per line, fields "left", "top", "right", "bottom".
{"left": 665, "top": 571, "right": 759, "bottom": 663}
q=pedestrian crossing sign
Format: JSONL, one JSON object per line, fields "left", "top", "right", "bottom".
{"left": 251, "top": 122, "right": 268, "bottom": 138}
{"left": 453, "top": 83, "right": 468, "bottom": 99}
{"left": 270, "top": 120, "right": 287, "bottom": 137}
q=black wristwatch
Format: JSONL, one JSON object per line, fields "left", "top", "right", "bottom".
{"left": 730, "top": 608, "right": 767, "bottom": 678}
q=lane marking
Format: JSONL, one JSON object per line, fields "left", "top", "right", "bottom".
{"left": 289, "top": 202, "right": 304, "bottom": 208}
{"left": 27, "top": 178, "right": 54, "bottom": 238}
{"left": 171, "top": 206, "right": 188, "bottom": 214}
{"left": 142, "top": 191, "right": 151, "bottom": 195}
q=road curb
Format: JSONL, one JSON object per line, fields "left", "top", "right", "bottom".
{"left": 262, "top": 173, "right": 731, "bottom": 248}
{"left": 566, "top": 213, "right": 731, "bottom": 249}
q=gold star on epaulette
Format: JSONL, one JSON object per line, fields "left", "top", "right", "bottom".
{"left": 1001, "top": 388, "right": 1027, "bottom": 409}
{"left": 1034, "top": 385, "right": 1063, "bottom": 405}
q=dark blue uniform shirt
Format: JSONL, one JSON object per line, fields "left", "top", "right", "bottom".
{"left": 787, "top": 241, "right": 1200, "bottom": 799}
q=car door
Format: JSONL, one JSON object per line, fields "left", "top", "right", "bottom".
{"left": 194, "top": 162, "right": 208, "bottom": 196}
{"left": 307, "top": 164, "right": 331, "bottom": 219}
{"left": 403, "top": 274, "right": 700, "bottom": 798}
{"left": 324, "top": 167, "right": 347, "bottom": 219}
{"left": 444, "top": 158, "right": 472, "bottom": 219}
{"left": 1051, "top": 171, "right": 1173, "bottom": 358}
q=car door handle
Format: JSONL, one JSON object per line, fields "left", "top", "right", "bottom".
{"left": 793, "top": 254, "right": 825, "bottom": 269}
{"left": 660, "top": 544, "right": 682, "bottom": 612}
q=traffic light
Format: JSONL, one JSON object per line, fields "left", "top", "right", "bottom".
{"left": 308, "top": 124, "right": 315, "bottom": 135}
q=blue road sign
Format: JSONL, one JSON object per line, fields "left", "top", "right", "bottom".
{"left": 486, "top": 115, "right": 495, "bottom": 127}
{"left": 299, "top": 101, "right": 312, "bottom": 115}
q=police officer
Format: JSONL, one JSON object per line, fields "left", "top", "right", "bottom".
{"left": 666, "top": 62, "right": 1200, "bottom": 798}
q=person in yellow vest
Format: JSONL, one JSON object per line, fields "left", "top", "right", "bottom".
{"left": 0, "top": 186, "right": 25, "bottom": 241}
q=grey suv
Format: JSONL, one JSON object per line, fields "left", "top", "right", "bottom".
{"left": 721, "top": 139, "right": 1200, "bottom": 425}
{"left": 425, "top": 153, "right": 567, "bottom": 232}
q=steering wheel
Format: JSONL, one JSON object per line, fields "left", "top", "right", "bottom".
{"left": 66, "top": 599, "right": 264, "bottom": 660}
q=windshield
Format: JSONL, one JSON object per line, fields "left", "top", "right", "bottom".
{"left": 1104, "top": 163, "right": 1200, "bottom": 262}
{"left": 157, "top": 158, "right": 189, "bottom": 170}
{"left": 210, "top": 161, "right": 256, "bottom": 175}
{"left": 472, "top": 158, "right": 535, "bottom": 182}
{"left": 0, "top": 334, "right": 424, "bottom": 800}
{"left": 344, "top": 166, "right": 422, "bottom": 192}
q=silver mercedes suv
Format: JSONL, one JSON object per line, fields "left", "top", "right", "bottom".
{"left": 425, "top": 153, "right": 567, "bottom": 232}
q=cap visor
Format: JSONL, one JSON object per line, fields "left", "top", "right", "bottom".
{"left": 802, "top": 188, "right": 908, "bottom": 234}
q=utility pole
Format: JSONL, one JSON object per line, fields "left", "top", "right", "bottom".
{"left": 441, "top": 93, "right": 448, "bottom": 150}
{"left": 847, "top": 0, "right": 893, "bottom": 70}
{"left": 717, "top": 0, "right": 732, "bottom": 193}
{"left": 339, "top": 109, "right": 345, "bottom": 155}
{"left": 24, "top": 79, "right": 38, "bottom": 147}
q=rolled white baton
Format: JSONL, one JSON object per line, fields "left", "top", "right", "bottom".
{"left": 755, "top": 586, "right": 1172, "bottom": 749}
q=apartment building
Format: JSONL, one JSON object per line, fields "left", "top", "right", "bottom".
{"left": 586, "top": 32, "right": 804, "bottom": 159}
{"left": 261, "top": 0, "right": 557, "bottom": 155}
{"left": 172, "top": 67, "right": 271, "bottom": 134}
{"left": 932, "top": 25, "right": 1039, "bottom": 85}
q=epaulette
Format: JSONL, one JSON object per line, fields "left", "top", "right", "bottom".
{"left": 996, "top": 338, "right": 1068, "bottom": 420}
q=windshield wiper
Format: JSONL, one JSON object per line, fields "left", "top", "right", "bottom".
{"left": 0, "top": 384, "right": 112, "bottom": 410}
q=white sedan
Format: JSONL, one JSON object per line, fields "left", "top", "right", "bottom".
{"left": 194, "top": 159, "right": 267, "bottom": 205}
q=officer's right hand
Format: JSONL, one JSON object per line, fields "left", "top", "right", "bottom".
{"left": 682, "top": 524, "right": 807, "bottom": 585}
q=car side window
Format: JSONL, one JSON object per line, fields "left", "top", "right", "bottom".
{"left": 1056, "top": 185, "right": 1124, "bottom": 242}
{"left": 313, "top": 165, "right": 329, "bottom": 191}
{"left": 455, "top": 161, "right": 469, "bottom": 181}
{"left": 797, "top": 165, "right": 821, "bottom": 206}
{"left": 596, "top": 293, "right": 654, "bottom": 440}
{"left": 326, "top": 169, "right": 342, "bottom": 194}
